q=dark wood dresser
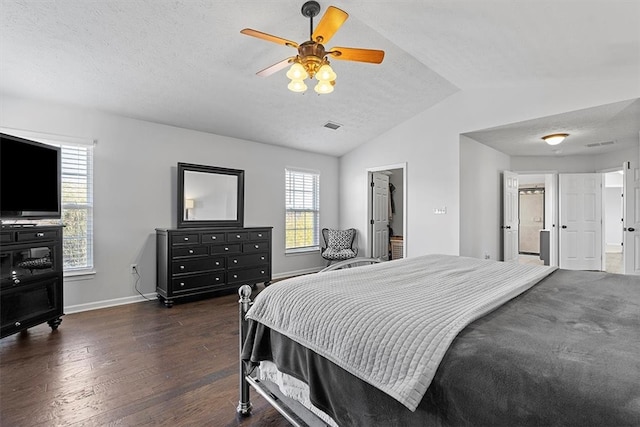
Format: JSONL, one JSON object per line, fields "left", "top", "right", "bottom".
{"left": 155, "top": 227, "right": 272, "bottom": 307}
{"left": 1, "top": 225, "right": 64, "bottom": 338}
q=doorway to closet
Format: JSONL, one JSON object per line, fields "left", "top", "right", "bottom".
{"left": 367, "top": 163, "right": 407, "bottom": 261}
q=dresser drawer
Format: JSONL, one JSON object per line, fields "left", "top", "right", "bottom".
{"left": 243, "top": 241, "right": 269, "bottom": 253}
{"left": 228, "top": 253, "right": 269, "bottom": 269}
{"left": 172, "top": 246, "right": 208, "bottom": 258}
{"left": 249, "top": 230, "right": 270, "bottom": 240}
{"left": 16, "top": 229, "right": 60, "bottom": 242}
{"left": 172, "top": 272, "right": 225, "bottom": 294}
{"left": 172, "top": 257, "right": 224, "bottom": 275}
{"left": 1, "top": 232, "right": 13, "bottom": 244}
{"left": 202, "top": 232, "right": 225, "bottom": 243}
{"left": 211, "top": 244, "right": 242, "bottom": 255}
{"left": 227, "top": 232, "right": 249, "bottom": 242}
{"left": 227, "top": 266, "right": 270, "bottom": 284}
{"left": 171, "top": 233, "right": 200, "bottom": 245}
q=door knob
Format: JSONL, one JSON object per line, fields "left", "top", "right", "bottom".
{"left": 629, "top": 227, "right": 636, "bottom": 232}
{"left": 561, "top": 225, "right": 567, "bottom": 229}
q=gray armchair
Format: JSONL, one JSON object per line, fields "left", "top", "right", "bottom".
{"left": 321, "top": 228, "right": 358, "bottom": 265}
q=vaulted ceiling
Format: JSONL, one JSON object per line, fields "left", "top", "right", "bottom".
{"left": 1, "top": 1, "right": 639, "bottom": 156}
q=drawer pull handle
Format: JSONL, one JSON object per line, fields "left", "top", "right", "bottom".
{"left": 225, "top": 247, "right": 229, "bottom": 251}
{"left": 180, "top": 282, "right": 185, "bottom": 287}
{"left": 184, "top": 237, "right": 189, "bottom": 241}
{"left": 258, "top": 233, "right": 262, "bottom": 237}
{"left": 233, "top": 274, "right": 238, "bottom": 279}
{"left": 233, "top": 259, "right": 238, "bottom": 264}
{"left": 261, "top": 270, "right": 265, "bottom": 274}
{"left": 215, "top": 262, "right": 220, "bottom": 266}
{"left": 36, "top": 233, "right": 45, "bottom": 237}
{"left": 180, "top": 265, "right": 185, "bottom": 270}
{"left": 236, "top": 235, "right": 241, "bottom": 239}
{"left": 211, "top": 236, "right": 217, "bottom": 240}
{"left": 189, "top": 249, "right": 194, "bottom": 254}
{"left": 260, "top": 256, "right": 265, "bottom": 260}
{"left": 15, "top": 321, "right": 21, "bottom": 327}
{"left": 215, "top": 277, "right": 219, "bottom": 281}
{"left": 14, "top": 279, "right": 20, "bottom": 285}
{"left": 254, "top": 245, "right": 259, "bottom": 249}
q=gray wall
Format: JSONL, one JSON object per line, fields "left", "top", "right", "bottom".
{"left": 1, "top": 95, "right": 339, "bottom": 312}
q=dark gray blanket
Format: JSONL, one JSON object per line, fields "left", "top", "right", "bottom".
{"left": 243, "top": 269, "right": 640, "bottom": 426}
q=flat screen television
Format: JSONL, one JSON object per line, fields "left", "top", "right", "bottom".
{"left": 0, "top": 132, "right": 62, "bottom": 220}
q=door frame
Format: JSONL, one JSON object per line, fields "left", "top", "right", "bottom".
{"left": 366, "top": 163, "right": 407, "bottom": 259}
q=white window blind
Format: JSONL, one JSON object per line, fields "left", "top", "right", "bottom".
{"left": 60, "top": 143, "right": 94, "bottom": 272}
{"left": 285, "top": 169, "right": 320, "bottom": 253}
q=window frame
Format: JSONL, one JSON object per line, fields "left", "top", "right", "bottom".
{"left": 285, "top": 168, "right": 320, "bottom": 254}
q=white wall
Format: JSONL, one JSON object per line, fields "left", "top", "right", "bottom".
{"left": 0, "top": 95, "right": 339, "bottom": 311}
{"left": 340, "top": 78, "right": 639, "bottom": 260}
{"left": 459, "top": 135, "right": 510, "bottom": 260}
{"left": 604, "top": 186, "right": 623, "bottom": 248}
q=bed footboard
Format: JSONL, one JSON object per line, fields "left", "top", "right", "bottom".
{"left": 237, "top": 285, "right": 253, "bottom": 416}
{"left": 319, "top": 257, "right": 382, "bottom": 272}
{"left": 238, "top": 285, "right": 324, "bottom": 426}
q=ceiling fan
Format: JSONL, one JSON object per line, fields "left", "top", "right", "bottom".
{"left": 240, "top": 1, "right": 385, "bottom": 94}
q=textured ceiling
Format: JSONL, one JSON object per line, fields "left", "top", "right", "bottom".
{"left": 464, "top": 98, "right": 640, "bottom": 157}
{"left": 1, "top": 1, "right": 639, "bottom": 157}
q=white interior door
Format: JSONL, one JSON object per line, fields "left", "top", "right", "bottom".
{"left": 502, "top": 171, "right": 519, "bottom": 262}
{"left": 559, "top": 173, "right": 602, "bottom": 270}
{"left": 371, "top": 172, "right": 390, "bottom": 261}
{"left": 623, "top": 163, "right": 640, "bottom": 275}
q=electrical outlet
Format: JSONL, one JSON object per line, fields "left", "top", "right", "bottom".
{"left": 130, "top": 264, "right": 138, "bottom": 274}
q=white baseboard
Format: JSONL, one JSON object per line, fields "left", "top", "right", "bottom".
{"left": 63, "top": 267, "right": 323, "bottom": 314}
{"left": 64, "top": 293, "right": 157, "bottom": 314}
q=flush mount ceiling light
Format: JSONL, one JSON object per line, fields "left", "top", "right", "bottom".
{"left": 542, "top": 133, "right": 569, "bottom": 145}
{"left": 241, "top": 1, "right": 385, "bottom": 95}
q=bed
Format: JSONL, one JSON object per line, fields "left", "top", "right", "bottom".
{"left": 237, "top": 254, "right": 640, "bottom": 426}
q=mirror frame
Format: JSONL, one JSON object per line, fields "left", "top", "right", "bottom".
{"left": 177, "top": 162, "right": 245, "bottom": 229}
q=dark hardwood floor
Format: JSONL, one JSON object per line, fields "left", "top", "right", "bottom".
{"left": 0, "top": 288, "right": 291, "bottom": 426}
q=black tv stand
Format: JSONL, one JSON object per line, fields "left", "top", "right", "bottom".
{"left": 1, "top": 223, "right": 38, "bottom": 228}
{"left": 1, "top": 225, "right": 64, "bottom": 338}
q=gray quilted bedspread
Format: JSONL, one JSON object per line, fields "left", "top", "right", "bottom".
{"left": 245, "top": 254, "right": 557, "bottom": 410}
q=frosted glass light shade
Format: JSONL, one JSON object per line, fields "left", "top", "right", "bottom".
{"left": 542, "top": 133, "right": 569, "bottom": 145}
{"left": 316, "top": 64, "right": 337, "bottom": 81}
{"left": 314, "top": 80, "right": 334, "bottom": 94}
{"left": 288, "top": 79, "right": 307, "bottom": 93}
{"left": 286, "top": 63, "right": 308, "bottom": 80}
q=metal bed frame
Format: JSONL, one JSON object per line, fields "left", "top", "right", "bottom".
{"left": 237, "top": 257, "right": 382, "bottom": 426}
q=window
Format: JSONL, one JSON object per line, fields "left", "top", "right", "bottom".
{"left": 60, "top": 143, "right": 94, "bottom": 273}
{"left": 285, "top": 169, "right": 320, "bottom": 253}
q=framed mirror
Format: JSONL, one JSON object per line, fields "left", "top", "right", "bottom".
{"left": 177, "top": 162, "right": 244, "bottom": 228}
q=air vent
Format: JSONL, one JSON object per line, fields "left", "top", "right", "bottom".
{"left": 323, "top": 121, "right": 342, "bottom": 130}
{"left": 586, "top": 141, "right": 615, "bottom": 148}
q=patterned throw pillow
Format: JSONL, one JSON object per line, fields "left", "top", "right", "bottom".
{"left": 326, "top": 229, "right": 355, "bottom": 250}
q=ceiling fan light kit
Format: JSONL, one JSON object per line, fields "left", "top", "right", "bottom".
{"left": 241, "top": 1, "right": 384, "bottom": 95}
{"left": 542, "top": 133, "right": 569, "bottom": 145}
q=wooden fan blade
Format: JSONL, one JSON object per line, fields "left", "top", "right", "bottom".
{"left": 256, "top": 57, "right": 295, "bottom": 77}
{"left": 240, "top": 28, "right": 298, "bottom": 48}
{"left": 311, "top": 6, "right": 348, "bottom": 45}
{"left": 328, "top": 47, "right": 385, "bottom": 64}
